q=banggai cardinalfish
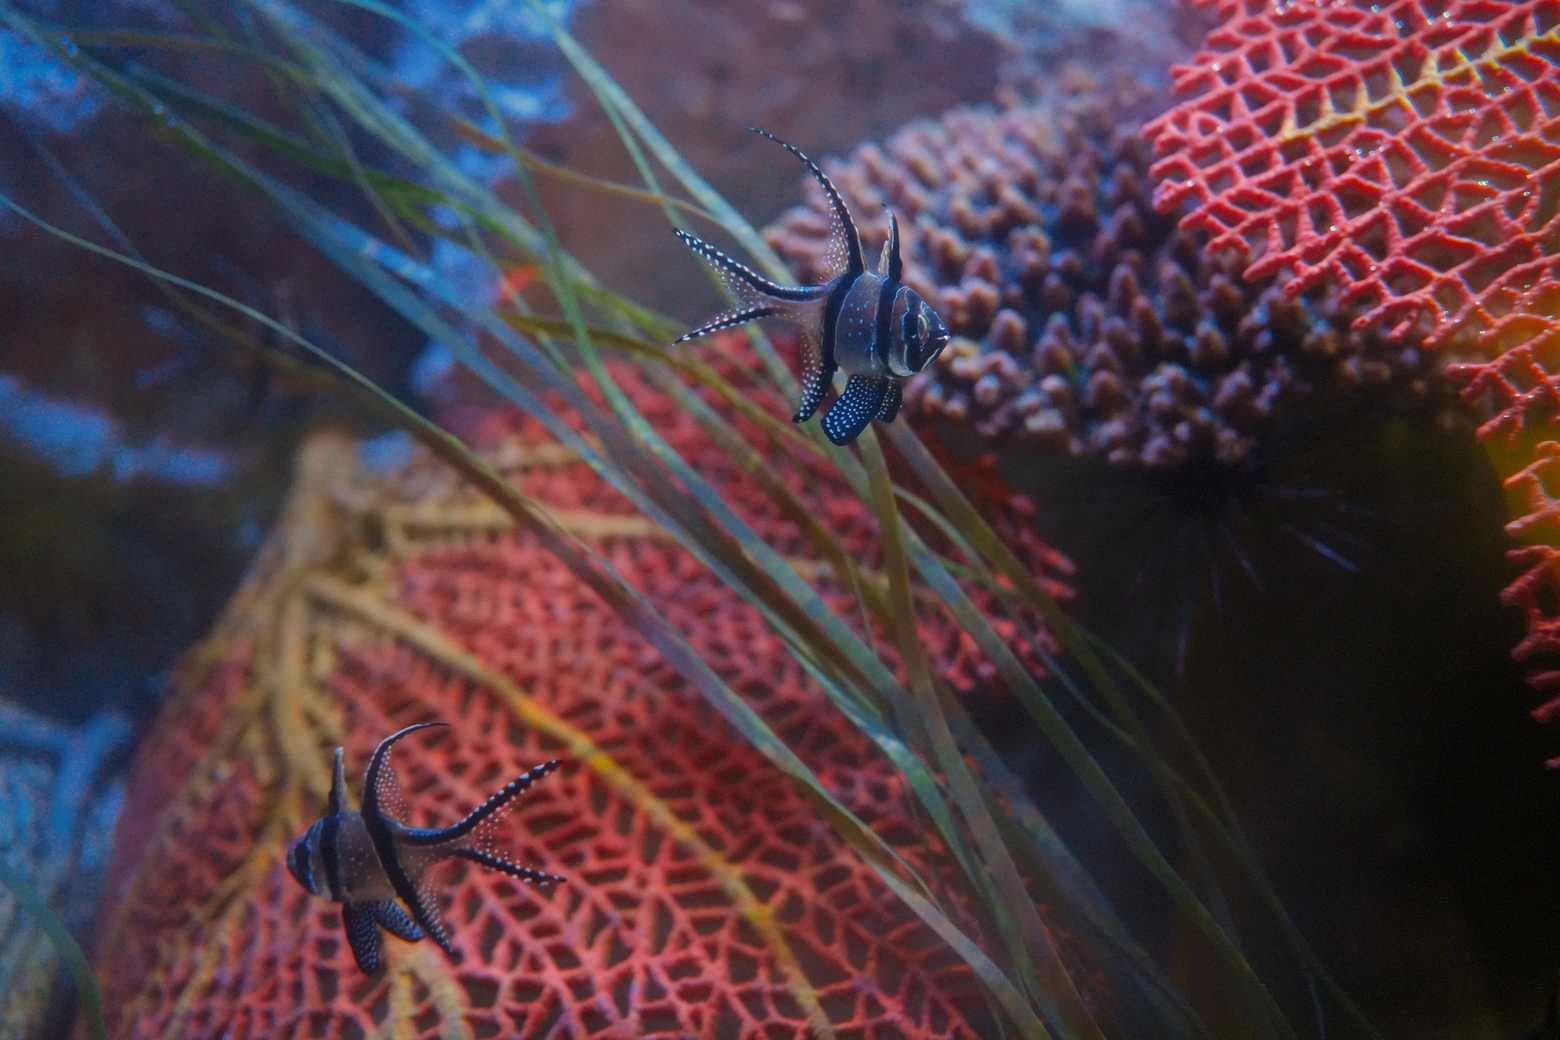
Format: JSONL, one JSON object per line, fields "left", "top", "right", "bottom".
{"left": 287, "top": 723, "right": 565, "bottom": 973}
{"left": 674, "top": 127, "right": 949, "bottom": 447}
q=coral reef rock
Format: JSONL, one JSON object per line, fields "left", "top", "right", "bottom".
{"left": 0, "top": 701, "right": 129, "bottom": 1037}
{"left": 766, "top": 89, "right": 1439, "bottom": 469}
{"left": 95, "top": 351, "right": 1078, "bottom": 1038}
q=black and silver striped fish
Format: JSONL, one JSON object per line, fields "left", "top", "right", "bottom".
{"left": 285, "top": 723, "right": 565, "bottom": 974}
{"left": 674, "top": 127, "right": 950, "bottom": 446}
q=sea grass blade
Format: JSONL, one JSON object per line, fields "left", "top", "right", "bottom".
{"left": 516, "top": 0, "right": 786, "bottom": 283}
{"left": 0, "top": 859, "right": 106, "bottom": 1040}
{"left": 894, "top": 517, "right": 1298, "bottom": 1039}
{"left": 859, "top": 431, "right": 1105, "bottom": 1040}
{"left": 937, "top": 691, "right": 1206, "bottom": 1040}
{"left": 516, "top": 0, "right": 798, "bottom": 392}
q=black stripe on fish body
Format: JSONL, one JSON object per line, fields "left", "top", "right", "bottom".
{"left": 798, "top": 270, "right": 857, "bottom": 424}
{"left": 832, "top": 272, "right": 889, "bottom": 375}
{"left": 320, "top": 811, "right": 344, "bottom": 903}
{"left": 872, "top": 271, "right": 899, "bottom": 371}
{"left": 360, "top": 723, "right": 455, "bottom": 955}
{"left": 870, "top": 213, "right": 905, "bottom": 371}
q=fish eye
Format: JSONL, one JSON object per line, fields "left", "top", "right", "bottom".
{"left": 916, "top": 312, "right": 930, "bottom": 345}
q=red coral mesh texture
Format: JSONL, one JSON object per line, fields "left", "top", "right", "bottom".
{"left": 1497, "top": 439, "right": 1560, "bottom": 757}
{"left": 1145, "top": 0, "right": 1560, "bottom": 743}
{"left": 99, "top": 342, "right": 1078, "bottom": 1038}
{"left": 1145, "top": 0, "right": 1560, "bottom": 353}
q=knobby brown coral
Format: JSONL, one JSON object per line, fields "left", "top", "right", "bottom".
{"left": 765, "top": 90, "right": 1443, "bottom": 468}
{"left": 93, "top": 347, "right": 1081, "bottom": 1038}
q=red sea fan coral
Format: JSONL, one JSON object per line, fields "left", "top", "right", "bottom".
{"left": 1146, "top": 0, "right": 1560, "bottom": 353}
{"left": 1144, "top": 0, "right": 1560, "bottom": 743}
{"left": 93, "top": 345, "right": 1077, "bottom": 1038}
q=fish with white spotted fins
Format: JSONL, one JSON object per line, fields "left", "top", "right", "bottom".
{"left": 674, "top": 127, "right": 950, "bottom": 446}
{"left": 285, "top": 723, "right": 565, "bottom": 973}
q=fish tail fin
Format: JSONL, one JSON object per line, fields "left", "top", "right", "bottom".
{"left": 403, "top": 760, "right": 564, "bottom": 846}
{"left": 454, "top": 847, "right": 566, "bottom": 886}
{"left": 674, "top": 307, "right": 779, "bottom": 343}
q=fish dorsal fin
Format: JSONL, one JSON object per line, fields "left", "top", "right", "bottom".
{"left": 362, "top": 722, "right": 447, "bottom": 828}
{"left": 327, "top": 747, "right": 347, "bottom": 816}
{"left": 878, "top": 209, "right": 902, "bottom": 282}
{"left": 746, "top": 126, "right": 864, "bottom": 279}
{"left": 358, "top": 721, "right": 456, "bottom": 957}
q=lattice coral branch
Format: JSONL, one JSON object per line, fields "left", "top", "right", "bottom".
{"left": 1146, "top": 0, "right": 1560, "bottom": 350}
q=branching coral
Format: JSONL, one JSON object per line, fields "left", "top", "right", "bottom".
{"left": 94, "top": 348, "right": 1079, "bottom": 1038}
{"left": 765, "top": 90, "right": 1439, "bottom": 469}
{"left": 1141, "top": 0, "right": 1560, "bottom": 739}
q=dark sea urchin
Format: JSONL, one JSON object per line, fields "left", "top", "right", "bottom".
{"left": 764, "top": 90, "right": 1448, "bottom": 469}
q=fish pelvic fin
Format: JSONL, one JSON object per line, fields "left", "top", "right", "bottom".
{"left": 342, "top": 901, "right": 384, "bottom": 974}
{"left": 822, "top": 374, "right": 890, "bottom": 446}
{"left": 374, "top": 900, "right": 425, "bottom": 944}
{"left": 876, "top": 378, "right": 903, "bottom": 423}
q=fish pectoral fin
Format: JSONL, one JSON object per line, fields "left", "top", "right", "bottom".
{"left": 822, "top": 375, "right": 890, "bottom": 446}
{"left": 373, "top": 900, "right": 425, "bottom": 944}
{"left": 342, "top": 901, "right": 384, "bottom": 974}
{"left": 876, "top": 379, "right": 903, "bottom": 423}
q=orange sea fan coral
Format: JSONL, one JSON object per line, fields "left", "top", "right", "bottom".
{"left": 93, "top": 343, "right": 1078, "bottom": 1038}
